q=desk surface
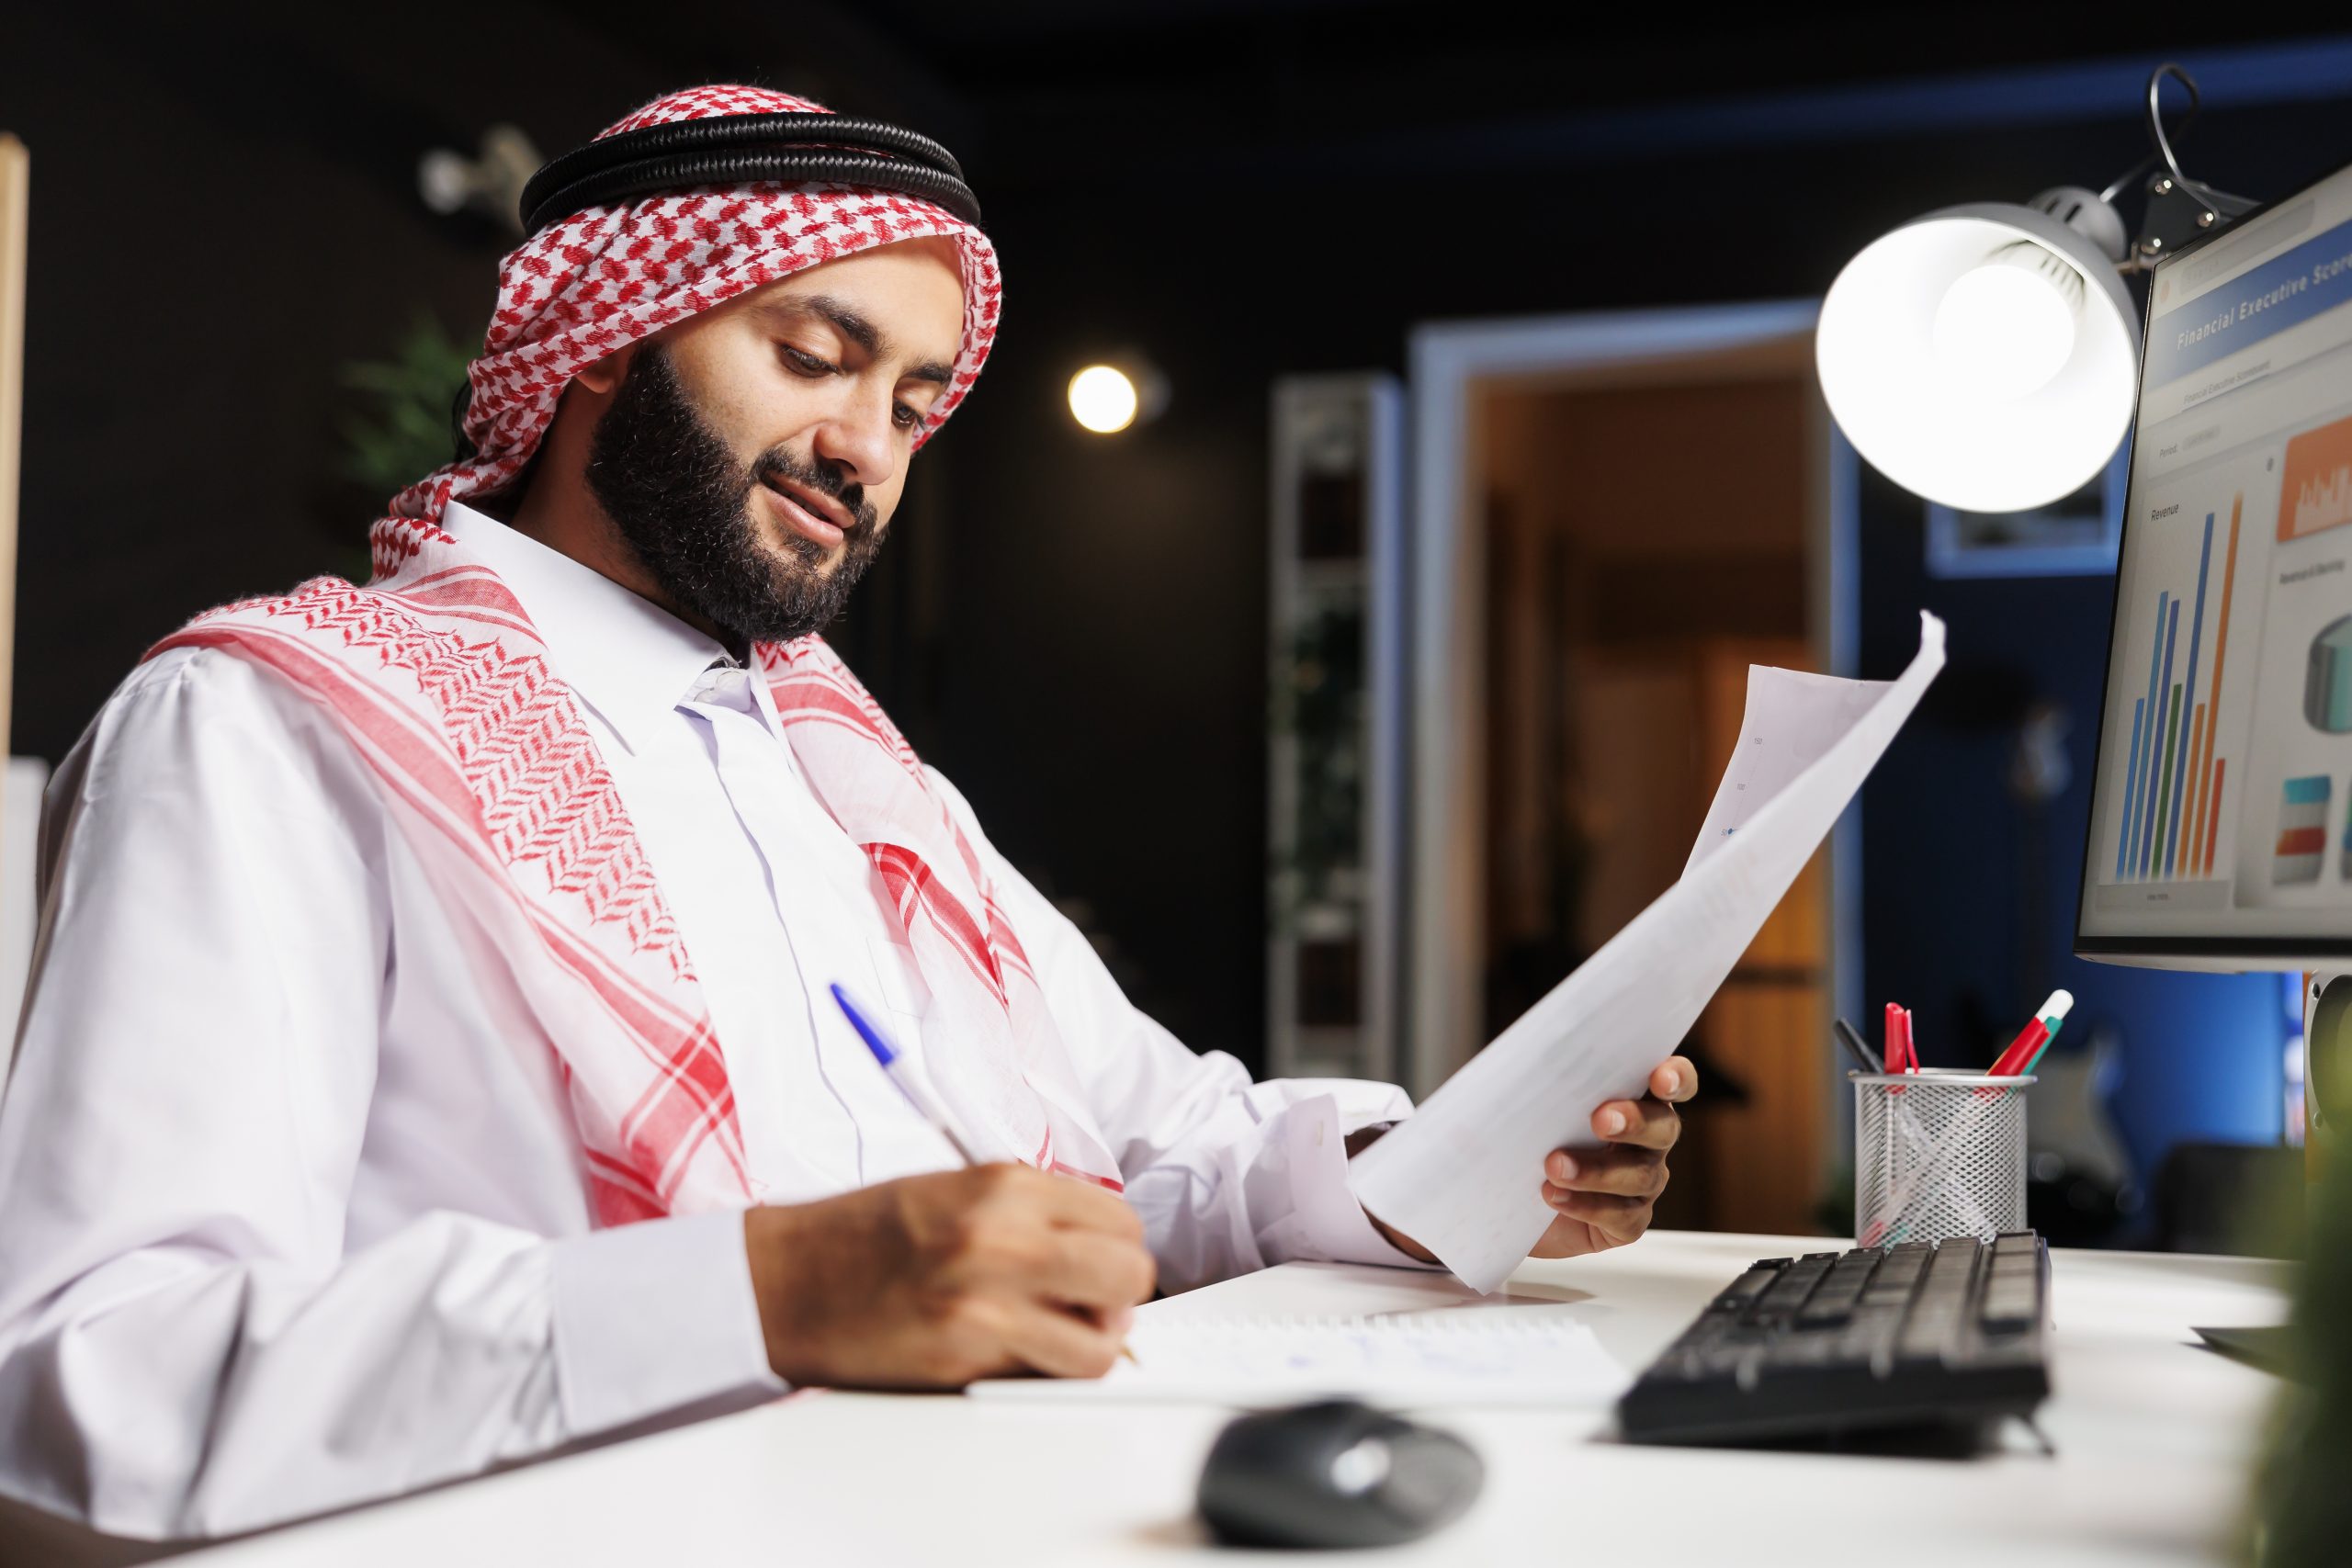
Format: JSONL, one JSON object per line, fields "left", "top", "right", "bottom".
{"left": 181, "top": 1232, "right": 2294, "bottom": 1567}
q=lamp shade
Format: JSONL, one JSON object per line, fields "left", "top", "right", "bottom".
{"left": 1817, "top": 201, "right": 2139, "bottom": 513}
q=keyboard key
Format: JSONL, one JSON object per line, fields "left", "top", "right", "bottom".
{"left": 1932, "top": 1237, "right": 1986, "bottom": 1267}
{"left": 1751, "top": 1263, "right": 1831, "bottom": 1321}
{"left": 1763, "top": 1335, "right": 1846, "bottom": 1370}
{"left": 1797, "top": 1271, "right": 1873, "bottom": 1327}
{"left": 1979, "top": 1303, "right": 2036, "bottom": 1332}
{"left": 1710, "top": 1264, "right": 1784, "bottom": 1313}
{"left": 1979, "top": 1280, "right": 2041, "bottom": 1329}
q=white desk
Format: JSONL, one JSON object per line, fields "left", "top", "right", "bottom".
{"left": 175, "top": 1232, "right": 2291, "bottom": 1567}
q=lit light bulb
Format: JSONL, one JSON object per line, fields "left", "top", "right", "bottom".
{"left": 1930, "top": 257, "right": 2079, "bottom": 402}
{"left": 1068, "top": 365, "right": 1139, "bottom": 434}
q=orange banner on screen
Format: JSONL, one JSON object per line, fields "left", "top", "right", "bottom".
{"left": 2279, "top": 413, "right": 2352, "bottom": 541}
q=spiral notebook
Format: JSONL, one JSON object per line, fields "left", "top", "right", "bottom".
{"left": 965, "top": 1311, "right": 1628, "bottom": 1407}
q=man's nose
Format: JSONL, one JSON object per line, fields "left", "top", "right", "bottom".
{"left": 808, "top": 386, "right": 899, "bottom": 491}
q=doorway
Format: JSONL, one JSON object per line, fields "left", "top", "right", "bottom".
{"left": 1405, "top": 302, "right": 1859, "bottom": 1235}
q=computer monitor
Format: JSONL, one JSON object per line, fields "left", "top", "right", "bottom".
{"left": 2079, "top": 156, "right": 2352, "bottom": 971}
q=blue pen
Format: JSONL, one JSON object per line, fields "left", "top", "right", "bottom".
{"left": 833, "top": 984, "right": 1136, "bottom": 1364}
{"left": 831, "top": 983, "right": 982, "bottom": 1164}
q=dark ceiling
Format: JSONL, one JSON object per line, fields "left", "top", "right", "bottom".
{"left": 537, "top": 6, "right": 2339, "bottom": 191}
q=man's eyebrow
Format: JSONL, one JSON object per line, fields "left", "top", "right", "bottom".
{"left": 765, "top": 294, "right": 954, "bottom": 385}
{"left": 792, "top": 294, "right": 881, "bottom": 355}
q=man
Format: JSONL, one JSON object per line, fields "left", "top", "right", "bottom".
{"left": 0, "top": 85, "right": 1695, "bottom": 1540}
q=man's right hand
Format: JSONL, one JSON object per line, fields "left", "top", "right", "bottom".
{"left": 741, "top": 1164, "right": 1155, "bottom": 1389}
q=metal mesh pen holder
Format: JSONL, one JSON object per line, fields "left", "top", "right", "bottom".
{"left": 1852, "top": 1069, "right": 2032, "bottom": 1248}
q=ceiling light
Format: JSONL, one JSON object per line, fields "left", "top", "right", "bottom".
{"left": 1069, "top": 365, "right": 1139, "bottom": 434}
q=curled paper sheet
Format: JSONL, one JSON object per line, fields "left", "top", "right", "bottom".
{"left": 1352, "top": 612, "right": 1948, "bottom": 1292}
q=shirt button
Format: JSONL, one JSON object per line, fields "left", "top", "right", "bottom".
{"left": 689, "top": 667, "right": 756, "bottom": 709}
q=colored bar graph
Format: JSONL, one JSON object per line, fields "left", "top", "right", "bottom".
{"left": 2118, "top": 697, "right": 2145, "bottom": 880}
{"left": 2127, "top": 591, "right": 2166, "bottom": 870}
{"left": 2208, "top": 761, "right": 2225, "bottom": 878}
{"left": 2193, "top": 499, "right": 2243, "bottom": 876}
{"left": 2182, "top": 703, "right": 2207, "bottom": 874}
{"left": 2152, "top": 683, "right": 2182, "bottom": 879}
{"left": 2164, "top": 513, "right": 2214, "bottom": 877}
{"left": 2140, "top": 603, "right": 2180, "bottom": 879}
{"left": 2126, "top": 597, "right": 2154, "bottom": 869}
{"left": 2111, "top": 494, "right": 2244, "bottom": 883}
{"left": 2275, "top": 774, "right": 2332, "bottom": 885}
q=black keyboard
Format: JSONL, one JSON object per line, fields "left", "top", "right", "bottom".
{"left": 1618, "top": 1231, "right": 2051, "bottom": 1447}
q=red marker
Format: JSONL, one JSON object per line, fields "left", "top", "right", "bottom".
{"left": 1990, "top": 989, "right": 2075, "bottom": 1077}
{"left": 1883, "top": 1002, "right": 1915, "bottom": 1074}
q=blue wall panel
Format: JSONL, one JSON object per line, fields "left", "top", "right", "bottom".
{"left": 1854, "top": 468, "right": 2286, "bottom": 1200}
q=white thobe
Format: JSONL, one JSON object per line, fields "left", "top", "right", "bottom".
{"left": 0, "top": 503, "right": 1418, "bottom": 1541}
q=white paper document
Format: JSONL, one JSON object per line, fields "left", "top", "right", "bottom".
{"left": 1351, "top": 613, "right": 1948, "bottom": 1292}
{"left": 966, "top": 1311, "right": 1626, "bottom": 1408}
{"left": 1686, "top": 665, "right": 1894, "bottom": 872}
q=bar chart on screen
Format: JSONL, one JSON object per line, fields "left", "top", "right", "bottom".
{"left": 2109, "top": 491, "right": 2250, "bottom": 886}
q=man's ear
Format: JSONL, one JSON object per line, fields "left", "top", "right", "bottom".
{"left": 574, "top": 342, "right": 638, "bottom": 397}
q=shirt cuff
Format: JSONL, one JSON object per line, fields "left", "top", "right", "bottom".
{"left": 549, "top": 1210, "right": 787, "bottom": 1438}
{"left": 1252, "top": 1091, "right": 1445, "bottom": 1272}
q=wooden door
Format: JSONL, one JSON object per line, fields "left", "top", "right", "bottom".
{"left": 1687, "top": 637, "right": 1830, "bottom": 1235}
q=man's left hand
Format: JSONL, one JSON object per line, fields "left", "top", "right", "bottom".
{"left": 1362, "top": 1055, "right": 1699, "bottom": 1265}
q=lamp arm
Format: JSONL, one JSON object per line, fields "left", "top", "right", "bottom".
{"left": 2143, "top": 63, "right": 2201, "bottom": 178}
{"left": 2145, "top": 63, "right": 2255, "bottom": 217}
{"left": 2096, "top": 64, "right": 2199, "bottom": 205}
{"left": 2101, "top": 63, "right": 2258, "bottom": 271}
{"left": 2096, "top": 152, "right": 2157, "bottom": 209}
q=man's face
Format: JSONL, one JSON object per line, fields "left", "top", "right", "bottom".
{"left": 583, "top": 235, "right": 967, "bottom": 644}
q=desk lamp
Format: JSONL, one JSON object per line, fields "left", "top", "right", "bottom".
{"left": 1816, "top": 64, "right": 2254, "bottom": 513}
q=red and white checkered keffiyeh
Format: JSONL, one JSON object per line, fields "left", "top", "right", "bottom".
{"left": 381, "top": 83, "right": 1001, "bottom": 556}
{"left": 149, "top": 87, "right": 1125, "bottom": 1225}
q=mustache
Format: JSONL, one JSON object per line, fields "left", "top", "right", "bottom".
{"left": 751, "top": 449, "right": 878, "bottom": 538}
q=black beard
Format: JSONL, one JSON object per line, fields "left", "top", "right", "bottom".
{"left": 584, "top": 343, "right": 883, "bottom": 646}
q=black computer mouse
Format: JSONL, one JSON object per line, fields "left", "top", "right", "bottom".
{"left": 1195, "top": 1399, "right": 1485, "bottom": 1550}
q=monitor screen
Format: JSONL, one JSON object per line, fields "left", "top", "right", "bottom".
{"left": 2079, "top": 157, "right": 2352, "bottom": 967}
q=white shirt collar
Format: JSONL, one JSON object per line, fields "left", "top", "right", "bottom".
{"left": 442, "top": 501, "right": 732, "bottom": 756}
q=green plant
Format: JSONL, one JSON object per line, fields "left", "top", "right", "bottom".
{"left": 2247, "top": 1149, "right": 2352, "bottom": 1563}
{"left": 339, "top": 311, "right": 479, "bottom": 499}
{"left": 1268, "top": 602, "right": 1366, "bottom": 922}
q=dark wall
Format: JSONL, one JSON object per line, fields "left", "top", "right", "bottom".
{"left": 8, "top": 10, "right": 2351, "bottom": 1114}
{"left": 7, "top": 4, "right": 670, "bottom": 761}
{"left": 930, "top": 68, "right": 2352, "bottom": 1075}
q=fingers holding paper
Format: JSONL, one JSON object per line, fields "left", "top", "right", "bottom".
{"left": 1531, "top": 1053, "right": 1698, "bottom": 1258}
{"left": 1645, "top": 1055, "right": 1700, "bottom": 1110}
{"left": 1589, "top": 1058, "right": 1693, "bottom": 1147}
{"left": 1357, "top": 1055, "right": 1698, "bottom": 1264}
